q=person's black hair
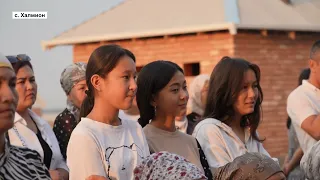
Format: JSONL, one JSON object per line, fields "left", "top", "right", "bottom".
{"left": 310, "top": 40, "right": 320, "bottom": 59}
{"left": 298, "top": 68, "right": 310, "bottom": 85}
{"left": 136, "top": 60, "right": 183, "bottom": 128}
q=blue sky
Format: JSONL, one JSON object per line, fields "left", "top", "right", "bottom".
{"left": 0, "top": 0, "right": 122, "bottom": 111}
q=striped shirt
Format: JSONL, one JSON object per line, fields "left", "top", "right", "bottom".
{"left": 0, "top": 141, "right": 51, "bottom": 180}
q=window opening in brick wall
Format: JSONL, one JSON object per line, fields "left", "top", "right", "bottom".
{"left": 136, "top": 66, "right": 143, "bottom": 73}
{"left": 184, "top": 63, "right": 200, "bottom": 76}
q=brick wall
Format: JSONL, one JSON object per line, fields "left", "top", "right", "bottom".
{"left": 73, "top": 31, "right": 320, "bottom": 157}
{"left": 74, "top": 32, "right": 233, "bottom": 96}
{"left": 74, "top": 31, "right": 233, "bottom": 72}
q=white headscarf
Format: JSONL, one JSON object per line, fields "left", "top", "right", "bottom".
{"left": 175, "top": 116, "right": 188, "bottom": 134}
{"left": 0, "top": 53, "right": 13, "bottom": 70}
{"left": 187, "top": 74, "right": 210, "bottom": 116}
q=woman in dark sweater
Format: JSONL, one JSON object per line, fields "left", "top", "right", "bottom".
{"left": 53, "top": 62, "right": 87, "bottom": 160}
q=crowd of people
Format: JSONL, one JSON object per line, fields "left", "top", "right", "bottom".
{"left": 1, "top": 40, "right": 320, "bottom": 180}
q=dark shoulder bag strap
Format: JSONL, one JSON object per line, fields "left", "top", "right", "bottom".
{"left": 196, "top": 139, "right": 213, "bottom": 180}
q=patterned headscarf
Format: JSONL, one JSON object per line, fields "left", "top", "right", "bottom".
{"left": 187, "top": 74, "right": 210, "bottom": 116}
{"left": 301, "top": 140, "right": 320, "bottom": 179}
{"left": 60, "top": 62, "right": 87, "bottom": 95}
{"left": 0, "top": 53, "right": 13, "bottom": 70}
{"left": 133, "top": 151, "right": 207, "bottom": 180}
{"left": 213, "top": 152, "right": 283, "bottom": 180}
{"left": 60, "top": 62, "right": 87, "bottom": 120}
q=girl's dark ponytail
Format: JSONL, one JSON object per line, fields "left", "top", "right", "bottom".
{"left": 79, "top": 89, "right": 94, "bottom": 121}
{"left": 138, "top": 105, "right": 155, "bottom": 128}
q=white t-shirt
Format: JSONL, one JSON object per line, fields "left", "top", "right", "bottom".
{"left": 67, "top": 118, "right": 150, "bottom": 180}
{"left": 118, "top": 110, "right": 140, "bottom": 121}
{"left": 193, "top": 118, "right": 270, "bottom": 168}
{"left": 287, "top": 80, "right": 319, "bottom": 153}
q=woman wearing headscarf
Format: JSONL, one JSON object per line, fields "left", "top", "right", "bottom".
{"left": 213, "top": 152, "right": 286, "bottom": 180}
{"left": 133, "top": 151, "right": 208, "bottom": 180}
{"left": 185, "top": 74, "right": 209, "bottom": 134}
{"left": 53, "top": 62, "right": 87, "bottom": 160}
{"left": 301, "top": 140, "right": 320, "bottom": 180}
{"left": 0, "top": 53, "right": 51, "bottom": 179}
{"left": 6, "top": 54, "right": 69, "bottom": 180}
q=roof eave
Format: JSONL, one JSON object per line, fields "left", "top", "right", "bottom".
{"left": 41, "top": 23, "right": 237, "bottom": 50}
{"left": 237, "top": 24, "right": 320, "bottom": 32}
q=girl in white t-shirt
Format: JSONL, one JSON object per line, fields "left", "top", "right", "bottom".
{"left": 193, "top": 56, "right": 271, "bottom": 169}
{"left": 67, "top": 45, "right": 150, "bottom": 180}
